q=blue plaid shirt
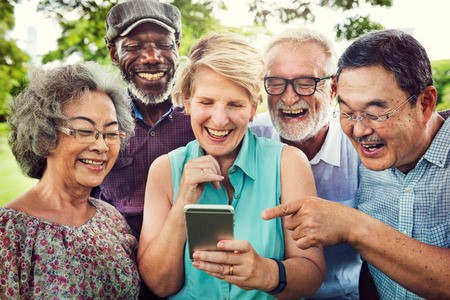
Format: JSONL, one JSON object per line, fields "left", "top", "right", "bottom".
{"left": 357, "top": 115, "right": 450, "bottom": 299}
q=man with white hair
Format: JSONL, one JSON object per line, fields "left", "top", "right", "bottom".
{"left": 251, "top": 27, "right": 361, "bottom": 299}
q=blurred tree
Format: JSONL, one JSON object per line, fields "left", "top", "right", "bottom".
{"left": 37, "top": 0, "right": 225, "bottom": 63}
{"left": 0, "top": 0, "right": 29, "bottom": 121}
{"left": 432, "top": 59, "right": 450, "bottom": 110}
{"left": 250, "top": 0, "right": 390, "bottom": 40}
{"left": 37, "top": 0, "right": 392, "bottom": 64}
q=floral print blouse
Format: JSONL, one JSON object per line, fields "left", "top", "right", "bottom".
{"left": 0, "top": 198, "right": 140, "bottom": 299}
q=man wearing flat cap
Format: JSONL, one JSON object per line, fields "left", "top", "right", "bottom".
{"left": 94, "top": 0, "right": 194, "bottom": 258}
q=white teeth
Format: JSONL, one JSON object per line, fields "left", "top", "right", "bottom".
{"left": 80, "top": 159, "right": 103, "bottom": 166}
{"left": 207, "top": 128, "right": 230, "bottom": 137}
{"left": 138, "top": 72, "right": 164, "bottom": 80}
{"left": 362, "top": 144, "right": 381, "bottom": 151}
{"left": 282, "top": 109, "right": 304, "bottom": 114}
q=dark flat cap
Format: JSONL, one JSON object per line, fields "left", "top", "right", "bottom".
{"left": 105, "top": 0, "right": 182, "bottom": 44}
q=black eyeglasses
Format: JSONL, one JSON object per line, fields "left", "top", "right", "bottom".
{"left": 264, "top": 76, "right": 332, "bottom": 96}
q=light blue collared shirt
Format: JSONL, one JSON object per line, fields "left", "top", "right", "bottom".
{"left": 169, "top": 130, "right": 285, "bottom": 299}
{"left": 357, "top": 116, "right": 450, "bottom": 300}
{"left": 251, "top": 112, "right": 362, "bottom": 299}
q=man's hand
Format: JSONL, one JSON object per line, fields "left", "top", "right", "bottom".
{"left": 262, "top": 196, "right": 357, "bottom": 249}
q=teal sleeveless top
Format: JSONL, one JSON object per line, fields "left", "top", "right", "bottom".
{"left": 168, "top": 129, "right": 285, "bottom": 300}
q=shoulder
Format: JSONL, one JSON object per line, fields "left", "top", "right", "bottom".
{"left": 250, "top": 112, "right": 278, "bottom": 139}
{"left": 0, "top": 207, "right": 25, "bottom": 228}
{"left": 150, "top": 153, "right": 171, "bottom": 172}
{"left": 0, "top": 207, "right": 39, "bottom": 249}
{"left": 281, "top": 144, "right": 308, "bottom": 163}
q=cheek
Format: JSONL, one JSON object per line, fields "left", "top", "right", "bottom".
{"left": 267, "top": 96, "right": 281, "bottom": 112}
{"left": 341, "top": 125, "right": 353, "bottom": 139}
{"left": 190, "top": 111, "right": 209, "bottom": 126}
{"left": 164, "top": 51, "right": 178, "bottom": 68}
{"left": 232, "top": 115, "right": 252, "bottom": 128}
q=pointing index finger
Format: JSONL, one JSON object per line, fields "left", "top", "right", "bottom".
{"left": 261, "top": 202, "right": 298, "bottom": 220}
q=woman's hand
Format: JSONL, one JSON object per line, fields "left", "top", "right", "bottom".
{"left": 192, "top": 240, "right": 277, "bottom": 292}
{"left": 177, "top": 155, "right": 225, "bottom": 205}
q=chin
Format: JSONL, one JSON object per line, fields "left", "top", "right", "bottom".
{"left": 360, "top": 159, "right": 391, "bottom": 172}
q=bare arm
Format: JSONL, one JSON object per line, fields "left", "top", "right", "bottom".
{"left": 262, "top": 197, "right": 450, "bottom": 299}
{"left": 276, "top": 145, "right": 325, "bottom": 299}
{"left": 138, "top": 154, "right": 224, "bottom": 296}
{"left": 137, "top": 155, "right": 185, "bottom": 296}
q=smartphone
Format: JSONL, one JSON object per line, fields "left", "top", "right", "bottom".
{"left": 184, "top": 204, "right": 234, "bottom": 260}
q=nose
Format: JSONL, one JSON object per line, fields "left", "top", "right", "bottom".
{"left": 140, "top": 45, "right": 164, "bottom": 64}
{"left": 211, "top": 106, "right": 229, "bottom": 127}
{"left": 351, "top": 118, "right": 374, "bottom": 138}
{"left": 89, "top": 133, "right": 109, "bottom": 153}
{"left": 281, "top": 83, "right": 300, "bottom": 106}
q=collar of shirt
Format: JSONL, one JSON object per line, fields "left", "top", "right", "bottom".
{"left": 251, "top": 110, "right": 341, "bottom": 166}
{"left": 421, "top": 116, "right": 450, "bottom": 168}
{"left": 309, "top": 116, "right": 342, "bottom": 167}
{"left": 196, "top": 129, "right": 257, "bottom": 181}
{"left": 132, "top": 99, "right": 174, "bottom": 125}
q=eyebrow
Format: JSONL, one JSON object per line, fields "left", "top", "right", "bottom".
{"left": 68, "top": 116, "right": 118, "bottom": 127}
{"left": 336, "top": 96, "right": 390, "bottom": 110}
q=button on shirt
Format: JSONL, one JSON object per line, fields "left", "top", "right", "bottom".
{"left": 92, "top": 99, "right": 195, "bottom": 238}
{"left": 168, "top": 130, "right": 285, "bottom": 300}
{"left": 251, "top": 112, "right": 362, "bottom": 299}
{"left": 357, "top": 116, "right": 450, "bottom": 299}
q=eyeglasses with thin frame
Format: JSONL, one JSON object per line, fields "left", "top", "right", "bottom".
{"left": 264, "top": 75, "right": 332, "bottom": 96}
{"left": 333, "top": 94, "right": 414, "bottom": 129}
{"left": 57, "top": 127, "right": 126, "bottom": 145}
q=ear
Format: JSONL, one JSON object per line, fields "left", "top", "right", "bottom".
{"left": 330, "top": 75, "right": 337, "bottom": 102}
{"left": 184, "top": 99, "right": 191, "bottom": 116}
{"left": 108, "top": 43, "right": 119, "bottom": 63}
{"left": 250, "top": 104, "right": 257, "bottom": 122}
{"left": 419, "top": 85, "right": 437, "bottom": 121}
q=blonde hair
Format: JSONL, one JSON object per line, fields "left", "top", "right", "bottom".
{"left": 172, "top": 32, "right": 264, "bottom": 107}
{"left": 264, "top": 27, "right": 337, "bottom": 76}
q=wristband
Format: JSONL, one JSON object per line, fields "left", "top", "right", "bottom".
{"left": 267, "top": 257, "right": 287, "bottom": 295}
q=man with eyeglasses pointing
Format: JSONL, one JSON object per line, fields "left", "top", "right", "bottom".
{"left": 251, "top": 27, "right": 361, "bottom": 299}
{"left": 262, "top": 29, "right": 450, "bottom": 299}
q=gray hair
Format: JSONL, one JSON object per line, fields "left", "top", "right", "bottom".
{"left": 7, "top": 61, "right": 135, "bottom": 179}
{"left": 264, "top": 27, "right": 337, "bottom": 77}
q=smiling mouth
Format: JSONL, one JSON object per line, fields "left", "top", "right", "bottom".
{"left": 361, "top": 143, "right": 384, "bottom": 152}
{"left": 80, "top": 159, "right": 104, "bottom": 166}
{"left": 206, "top": 128, "right": 232, "bottom": 138}
{"left": 137, "top": 72, "right": 164, "bottom": 81}
{"left": 280, "top": 108, "right": 308, "bottom": 118}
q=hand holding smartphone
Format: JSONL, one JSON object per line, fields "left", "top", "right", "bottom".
{"left": 184, "top": 204, "right": 234, "bottom": 260}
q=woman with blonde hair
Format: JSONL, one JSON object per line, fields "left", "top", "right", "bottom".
{"left": 138, "top": 33, "right": 325, "bottom": 299}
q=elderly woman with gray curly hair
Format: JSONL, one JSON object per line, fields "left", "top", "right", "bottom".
{"left": 0, "top": 61, "right": 139, "bottom": 298}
